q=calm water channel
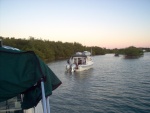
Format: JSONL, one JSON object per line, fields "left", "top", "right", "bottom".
{"left": 48, "top": 53, "right": 150, "bottom": 113}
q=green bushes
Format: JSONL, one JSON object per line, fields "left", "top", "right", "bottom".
{"left": 0, "top": 37, "right": 106, "bottom": 62}
{"left": 1, "top": 36, "right": 147, "bottom": 61}
{"left": 124, "top": 46, "right": 143, "bottom": 58}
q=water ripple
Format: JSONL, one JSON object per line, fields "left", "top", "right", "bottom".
{"left": 48, "top": 53, "right": 150, "bottom": 113}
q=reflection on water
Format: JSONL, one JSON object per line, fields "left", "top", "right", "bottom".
{"left": 64, "top": 68, "right": 94, "bottom": 80}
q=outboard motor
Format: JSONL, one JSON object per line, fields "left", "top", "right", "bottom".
{"left": 66, "top": 64, "right": 70, "bottom": 71}
{"left": 71, "top": 64, "right": 76, "bottom": 72}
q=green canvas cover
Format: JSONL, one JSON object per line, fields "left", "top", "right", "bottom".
{"left": 0, "top": 47, "right": 62, "bottom": 109}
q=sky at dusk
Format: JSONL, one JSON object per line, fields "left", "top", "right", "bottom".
{"left": 0, "top": 0, "right": 150, "bottom": 49}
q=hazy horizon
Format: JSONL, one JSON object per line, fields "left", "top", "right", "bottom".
{"left": 0, "top": 0, "right": 150, "bottom": 49}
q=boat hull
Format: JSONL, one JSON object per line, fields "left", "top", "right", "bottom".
{"left": 75, "top": 62, "right": 93, "bottom": 72}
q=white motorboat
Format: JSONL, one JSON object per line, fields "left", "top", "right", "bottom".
{"left": 66, "top": 51, "right": 94, "bottom": 72}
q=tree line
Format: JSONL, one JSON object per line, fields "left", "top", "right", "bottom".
{"left": 0, "top": 37, "right": 106, "bottom": 62}
{"left": 0, "top": 36, "right": 149, "bottom": 62}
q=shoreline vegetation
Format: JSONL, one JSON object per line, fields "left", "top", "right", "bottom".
{"left": 124, "top": 46, "right": 144, "bottom": 59}
{"left": 0, "top": 36, "right": 150, "bottom": 62}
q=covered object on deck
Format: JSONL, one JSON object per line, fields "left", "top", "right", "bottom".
{"left": 0, "top": 45, "right": 62, "bottom": 112}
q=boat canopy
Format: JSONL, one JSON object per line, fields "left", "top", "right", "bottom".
{"left": 72, "top": 51, "right": 91, "bottom": 58}
{"left": 0, "top": 47, "right": 62, "bottom": 109}
{"left": 71, "top": 54, "right": 87, "bottom": 58}
{"left": 83, "top": 51, "right": 91, "bottom": 56}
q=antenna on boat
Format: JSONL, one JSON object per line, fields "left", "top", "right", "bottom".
{"left": 91, "top": 48, "right": 92, "bottom": 56}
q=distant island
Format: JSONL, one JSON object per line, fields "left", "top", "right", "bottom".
{"left": 0, "top": 36, "right": 150, "bottom": 62}
{"left": 114, "top": 46, "right": 144, "bottom": 58}
{"left": 124, "top": 46, "right": 144, "bottom": 58}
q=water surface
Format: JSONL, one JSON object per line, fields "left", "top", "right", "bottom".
{"left": 48, "top": 53, "right": 150, "bottom": 113}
